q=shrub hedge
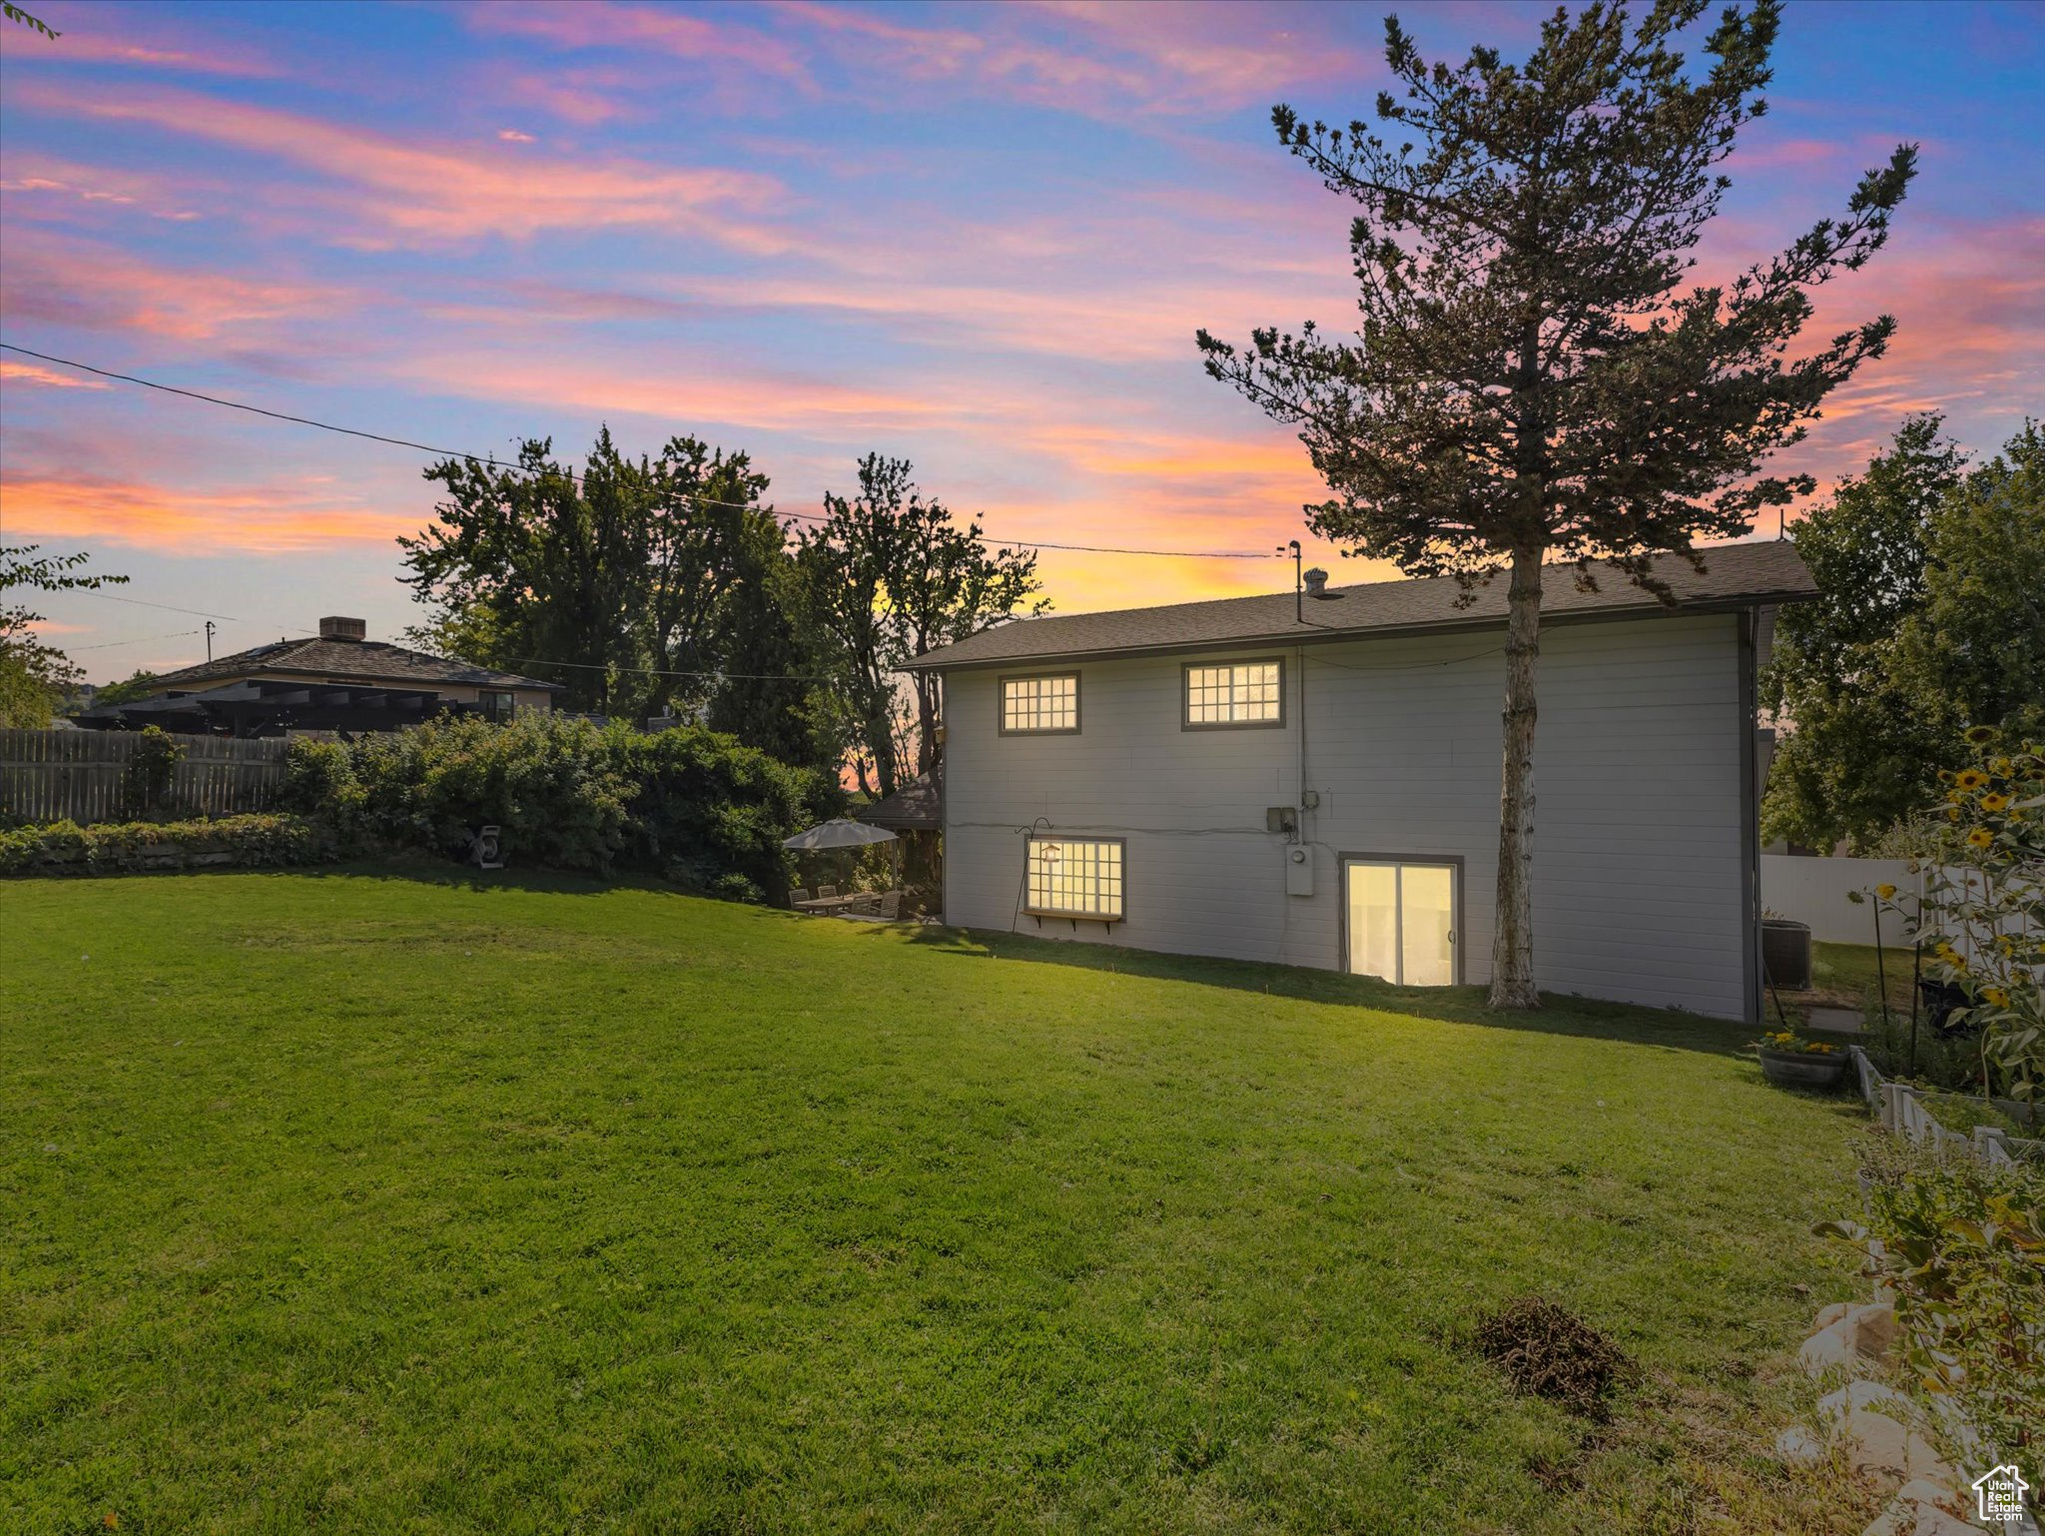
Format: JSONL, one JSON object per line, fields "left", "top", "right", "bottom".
{"left": 276, "top": 712, "right": 838, "bottom": 902}
{"left": 0, "top": 813, "right": 334, "bottom": 875}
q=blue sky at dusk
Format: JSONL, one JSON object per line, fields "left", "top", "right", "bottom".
{"left": 2, "top": 0, "right": 2040, "bottom": 680}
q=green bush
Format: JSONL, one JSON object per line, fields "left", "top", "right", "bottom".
{"left": 279, "top": 713, "right": 837, "bottom": 897}
{"left": 618, "top": 725, "right": 832, "bottom": 904}
{"left": 1822, "top": 1135, "right": 2045, "bottom": 1465}
{"left": 0, "top": 813, "right": 334, "bottom": 875}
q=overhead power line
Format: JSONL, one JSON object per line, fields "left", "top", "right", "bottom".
{"left": 1, "top": 342, "right": 1286, "bottom": 561}
{"left": 67, "top": 627, "right": 202, "bottom": 651}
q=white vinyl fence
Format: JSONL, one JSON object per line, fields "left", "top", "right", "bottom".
{"left": 1760, "top": 854, "right": 1918, "bottom": 945}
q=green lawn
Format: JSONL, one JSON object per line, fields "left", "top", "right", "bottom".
{"left": 3, "top": 872, "right": 1877, "bottom": 1534}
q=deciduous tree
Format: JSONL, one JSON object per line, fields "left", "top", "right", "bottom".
{"left": 1198, "top": 0, "right": 1914, "bottom": 1006}
{"left": 1, "top": 545, "right": 126, "bottom": 728}
{"left": 1765, "top": 420, "right": 2045, "bottom": 849}
{"left": 796, "top": 456, "right": 1044, "bottom": 797}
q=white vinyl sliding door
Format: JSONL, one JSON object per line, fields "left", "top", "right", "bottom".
{"left": 1344, "top": 859, "right": 1457, "bottom": 986}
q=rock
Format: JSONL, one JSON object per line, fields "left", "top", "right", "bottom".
{"left": 1775, "top": 1424, "right": 1827, "bottom": 1465}
{"left": 1800, "top": 1318, "right": 1860, "bottom": 1376}
{"left": 1858, "top": 1479, "right": 1986, "bottom": 1536}
{"left": 1892, "top": 1477, "right": 1969, "bottom": 1518}
{"left": 1819, "top": 1379, "right": 1914, "bottom": 1423}
{"left": 1841, "top": 1407, "right": 1914, "bottom": 1486}
{"left": 1816, "top": 1301, "right": 1854, "bottom": 1329}
{"left": 1845, "top": 1302, "right": 1898, "bottom": 1359}
{"left": 1903, "top": 1432, "right": 1955, "bottom": 1487}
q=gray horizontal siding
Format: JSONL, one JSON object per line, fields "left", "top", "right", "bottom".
{"left": 943, "top": 612, "right": 1751, "bottom": 1021}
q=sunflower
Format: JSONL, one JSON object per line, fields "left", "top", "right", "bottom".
{"left": 1956, "top": 769, "right": 1989, "bottom": 790}
{"left": 1965, "top": 725, "right": 1998, "bottom": 744}
{"left": 1968, "top": 828, "right": 1994, "bottom": 848}
{"left": 1983, "top": 987, "right": 2010, "bottom": 1008}
{"left": 1875, "top": 882, "right": 1897, "bottom": 900}
{"left": 1982, "top": 793, "right": 2010, "bottom": 812}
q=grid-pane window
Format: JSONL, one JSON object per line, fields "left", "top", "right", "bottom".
{"left": 1002, "top": 673, "right": 1079, "bottom": 733}
{"left": 1185, "top": 660, "right": 1283, "bottom": 726}
{"left": 1025, "top": 837, "right": 1124, "bottom": 920}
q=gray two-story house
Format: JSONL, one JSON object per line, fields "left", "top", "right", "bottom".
{"left": 905, "top": 541, "right": 1816, "bottom": 1022}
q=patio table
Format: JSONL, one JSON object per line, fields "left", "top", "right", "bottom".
{"left": 793, "top": 894, "right": 866, "bottom": 914}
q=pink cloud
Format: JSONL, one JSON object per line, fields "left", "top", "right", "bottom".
{"left": 0, "top": 231, "right": 343, "bottom": 340}
{"left": 468, "top": 2, "right": 814, "bottom": 87}
{"left": 13, "top": 81, "right": 789, "bottom": 250}
{"left": 0, "top": 16, "right": 282, "bottom": 78}
{"left": 1, "top": 473, "right": 417, "bottom": 554}
{"left": 1, "top": 359, "right": 110, "bottom": 389}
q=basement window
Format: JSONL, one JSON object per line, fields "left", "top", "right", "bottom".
{"left": 1001, "top": 673, "right": 1080, "bottom": 734}
{"left": 1183, "top": 658, "right": 1284, "bottom": 728}
{"left": 1024, "top": 836, "right": 1124, "bottom": 921}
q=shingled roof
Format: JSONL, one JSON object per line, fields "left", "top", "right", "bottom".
{"left": 149, "top": 636, "right": 561, "bottom": 693}
{"left": 904, "top": 540, "right": 1815, "bottom": 672}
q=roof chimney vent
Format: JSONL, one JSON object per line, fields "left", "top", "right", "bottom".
{"left": 319, "top": 616, "right": 367, "bottom": 642}
{"left": 1303, "top": 568, "right": 1343, "bottom": 601}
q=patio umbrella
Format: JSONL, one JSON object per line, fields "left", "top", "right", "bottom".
{"left": 782, "top": 817, "right": 901, "bottom": 898}
{"left": 781, "top": 819, "right": 898, "bottom": 851}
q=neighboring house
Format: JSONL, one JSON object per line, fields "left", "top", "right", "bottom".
{"left": 75, "top": 617, "right": 561, "bottom": 736}
{"left": 906, "top": 542, "right": 1817, "bottom": 1022}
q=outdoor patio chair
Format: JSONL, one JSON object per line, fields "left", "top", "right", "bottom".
{"left": 789, "top": 888, "right": 810, "bottom": 906}
{"left": 876, "top": 891, "right": 901, "bottom": 920}
{"left": 817, "top": 884, "right": 838, "bottom": 898}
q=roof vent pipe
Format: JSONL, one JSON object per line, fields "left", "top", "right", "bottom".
{"left": 1303, "top": 568, "right": 1342, "bottom": 601}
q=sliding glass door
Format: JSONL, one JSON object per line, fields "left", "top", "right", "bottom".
{"left": 1344, "top": 859, "right": 1458, "bottom": 986}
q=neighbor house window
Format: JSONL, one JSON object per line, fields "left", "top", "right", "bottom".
{"left": 480, "top": 690, "right": 516, "bottom": 721}
{"left": 1183, "top": 658, "right": 1284, "bottom": 728}
{"left": 1025, "top": 836, "right": 1124, "bottom": 920}
{"left": 1001, "top": 673, "right": 1080, "bottom": 734}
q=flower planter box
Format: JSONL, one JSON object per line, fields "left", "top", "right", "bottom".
{"left": 1758, "top": 1047, "right": 1849, "bottom": 1090}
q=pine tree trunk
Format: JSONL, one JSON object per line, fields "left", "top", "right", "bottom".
{"left": 1489, "top": 542, "right": 1543, "bottom": 1008}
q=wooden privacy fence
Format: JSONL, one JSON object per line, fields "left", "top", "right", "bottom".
{"left": 0, "top": 729, "right": 289, "bottom": 824}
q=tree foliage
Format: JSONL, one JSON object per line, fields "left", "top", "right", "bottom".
{"left": 796, "top": 455, "right": 1045, "bottom": 798}
{"left": 1764, "top": 421, "right": 2045, "bottom": 850}
{"left": 1197, "top": 0, "right": 1913, "bottom": 1005}
{"left": 399, "top": 429, "right": 834, "bottom": 766}
{"left": 2, "top": 4, "right": 59, "bottom": 41}
{"left": 1, "top": 545, "right": 127, "bottom": 729}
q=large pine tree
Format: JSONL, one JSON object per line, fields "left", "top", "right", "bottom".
{"left": 1198, "top": 0, "right": 1914, "bottom": 1006}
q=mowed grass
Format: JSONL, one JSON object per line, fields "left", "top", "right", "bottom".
{"left": 2, "top": 872, "right": 1875, "bottom": 1534}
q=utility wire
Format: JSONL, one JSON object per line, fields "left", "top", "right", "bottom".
{"left": 1, "top": 342, "right": 1286, "bottom": 562}
{"left": 67, "top": 627, "right": 202, "bottom": 651}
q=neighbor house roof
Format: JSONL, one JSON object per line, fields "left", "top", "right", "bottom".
{"left": 147, "top": 636, "right": 562, "bottom": 693}
{"left": 857, "top": 770, "right": 942, "bottom": 831}
{"left": 904, "top": 540, "right": 1815, "bottom": 671}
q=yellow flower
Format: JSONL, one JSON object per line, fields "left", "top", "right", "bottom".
{"left": 1875, "top": 882, "right": 1897, "bottom": 900}
{"left": 1965, "top": 724, "right": 1998, "bottom": 745}
{"left": 1981, "top": 793, "right": 2010, "bottom": 812}
{"left": 1968, "top": 828, "right": 1994, "bottom": 848}
{"left": 1983, "top": 987, "right": 2010, "bottom": 1007}
{"left": 1956, "top": 769, "right": 1989, "bottom": 790}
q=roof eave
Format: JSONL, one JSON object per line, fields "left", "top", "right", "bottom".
{"left": 899, "top": 585, "right": 1815, "bottom": 674}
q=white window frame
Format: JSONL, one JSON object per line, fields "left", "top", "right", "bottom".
{"left": 1024, "top": 835, "right": 1125, "bottom": 921}
{"left": 1340, "top": 856, "right": 1462, "bottom": 986}
{"left": 999, "top": 672, "right": 1080, "bottom": 735}
{"left": 1182, "top": 657, "right": 1285, "bottom": 730}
